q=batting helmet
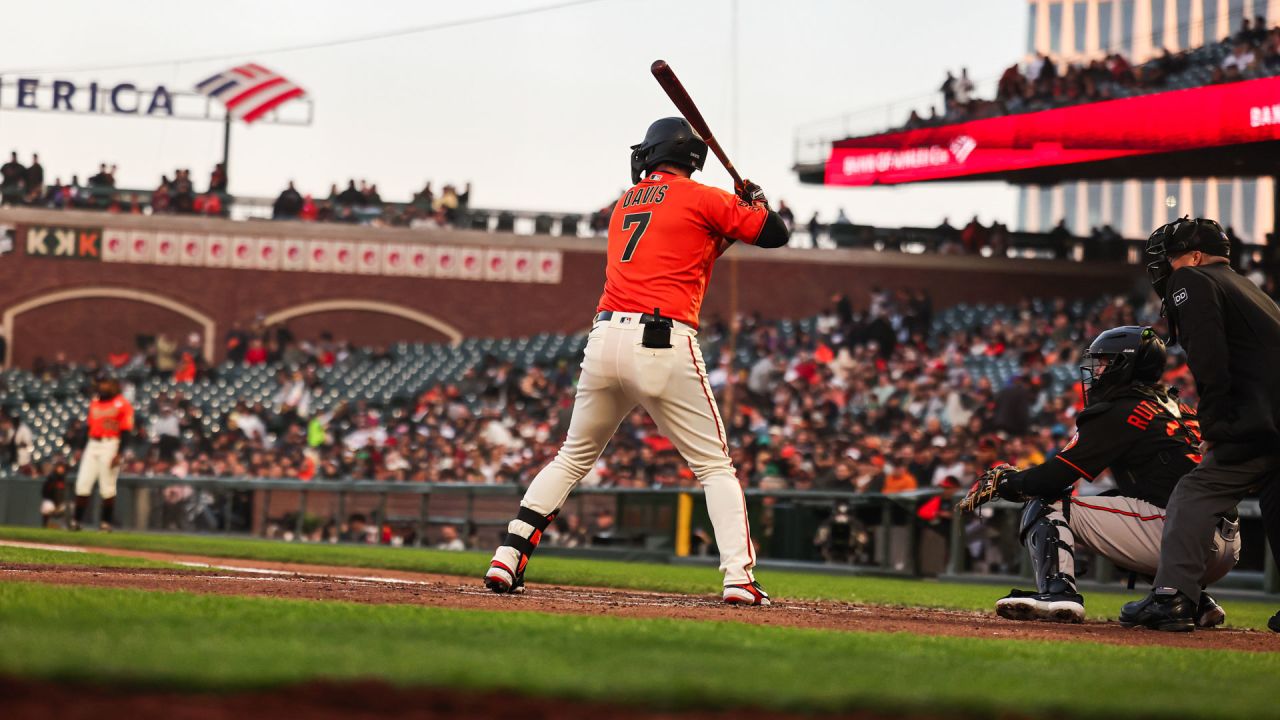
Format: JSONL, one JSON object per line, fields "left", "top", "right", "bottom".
{"left": 630, "top": 117, "right": 708, "bottom": 184}
{"left": 1079, "top": 326, "right": 1167, "bottom": 405}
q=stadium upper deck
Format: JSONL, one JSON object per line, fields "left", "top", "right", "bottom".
{"left": 795, "top": 2, "right": 1280, "bottom": 243}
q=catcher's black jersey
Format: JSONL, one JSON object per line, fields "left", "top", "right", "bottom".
{"left": 1011, "top": 385, "right": 1201, "bottom": 508}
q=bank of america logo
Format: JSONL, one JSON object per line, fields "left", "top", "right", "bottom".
{"left": 195, "top": 64, "right": 306, "bottom": 124}
{"left": 949, "top": 135, "right": 977, "bottom": 163}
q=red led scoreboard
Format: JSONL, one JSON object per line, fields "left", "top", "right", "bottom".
{"left": 823, "top": 75, "right": 1280, "bottom": 186}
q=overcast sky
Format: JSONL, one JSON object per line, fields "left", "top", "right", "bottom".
{"left": 0, "top": 0, "right": 1027, "bottom": 227}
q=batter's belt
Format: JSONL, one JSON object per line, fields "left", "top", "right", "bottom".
{"left": 593, "top": 311, "right": 696, "bottom": 332}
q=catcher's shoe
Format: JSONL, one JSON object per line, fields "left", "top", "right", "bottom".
{"left": 1196, "top": 592, "right": 1225, "bottom": 629}
{"left": 995, "top": 588, "right": 1085, "bottom": 624}
{"left": 67, "top": 520, "right": 81, "bottom": 532}
{"left": 1119, "top": 587, "right": 1197, "bottom": 632}
{"left": 1268, "top": 611, "right": 1279, "bottom": 633}
{"left": 483, "top": 546, "right": 525, "bottom": 594}
{"left": 99, "top": 522, "right": 113, "bottom": 533}
{"left": 722, "top": 581, "right": 771, "bottom": 606}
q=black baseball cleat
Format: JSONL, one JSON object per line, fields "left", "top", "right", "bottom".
{"left": 996, "top": 588, "right": 1085, "bottom": 624}
{"left": 1268, "top": 611, "right": 1279, "bottom": 633}
{"left": 1196, "top": 592, "right": 1226, "bottom": 629}
{"left": 1119, "top": 588, "right": 1197, "bottom": 632}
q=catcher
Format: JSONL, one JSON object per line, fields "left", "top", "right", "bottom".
{"left": 957, "top": 326, "right": 1240, "bottom": 625}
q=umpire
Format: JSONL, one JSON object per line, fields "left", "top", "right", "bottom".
{"left": 1121, "top": 217, "right": 1280, "bottom": 632}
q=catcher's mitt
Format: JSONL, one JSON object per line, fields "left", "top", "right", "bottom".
{"left": 955, "top": 463, "right": 1022, "bottom": 513}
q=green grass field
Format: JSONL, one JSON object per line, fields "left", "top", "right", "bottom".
{"left": 2, "top": 526, "right": 1277, "bottom": 629}
{"left": 0, "top": 580, "right": 1277, "bottom": 719}
{"left": 2, "top": 527, "right": 1279, "bottom": 718}
{"left": 0, "top": 544, "right": 198, "bottom": 570}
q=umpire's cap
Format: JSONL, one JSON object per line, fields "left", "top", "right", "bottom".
{"left": 630, "top": 117, "right": 707, "bottom": 184}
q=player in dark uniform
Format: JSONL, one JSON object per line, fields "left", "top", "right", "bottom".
{"left": 1122, "top": 217, "right": 1280, "bottom": 632}
{"left": 958, "top": 326, "right": 1239, "bottom": 625}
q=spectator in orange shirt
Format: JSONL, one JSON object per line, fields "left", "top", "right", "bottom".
{"left": 882, "top": 457, "right": 919, "bottom": 494}
{"left": 173, "top": 352, "right": 197, "bottom": 383}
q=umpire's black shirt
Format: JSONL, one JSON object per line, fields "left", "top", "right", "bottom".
{"left": 1167, "top": 262, "right": 1280, "bottom": 463}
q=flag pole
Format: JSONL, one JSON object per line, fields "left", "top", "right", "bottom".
{"left": 221, "top": 112, "right": 232, "bottom": 193}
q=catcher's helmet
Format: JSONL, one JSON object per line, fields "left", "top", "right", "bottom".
{"left": 1145, "top": 217, "right": 1229, "bottom": 308}
{"left": 1079, "top": 326, "right": 1167, "bottom": 405}
{"left": 630, "top": 117, "right": 707, "bottom": 184}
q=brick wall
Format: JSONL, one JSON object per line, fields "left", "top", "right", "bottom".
{"left": 0, "top": 208, "right": 1139, "bottom": 368}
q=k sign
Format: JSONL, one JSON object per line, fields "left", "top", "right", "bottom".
{"left": 26, "top": 225, "right": 101, "bottom": 260}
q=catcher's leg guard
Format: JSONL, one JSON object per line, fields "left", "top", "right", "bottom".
{"left": 485, "top": 506, "right": 557, "bottom": 594}
{"left": 997, "top": 498, "right": 1084, "bottom": 623}
{"left": 1020, "top": 498, "right": 1078, "bottom": 595}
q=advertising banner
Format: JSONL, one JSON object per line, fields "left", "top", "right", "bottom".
{"left": 825, "top": 75, "right": 1280, "bottom": 185}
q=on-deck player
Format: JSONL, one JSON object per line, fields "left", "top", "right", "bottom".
{"left": 485, "top": 117, "right": 791, "bottom": 605}
{"left": 71, "top": 376, "right": 135, "bottom": 531}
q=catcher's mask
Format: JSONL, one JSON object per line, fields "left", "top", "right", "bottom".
{"left": 1079, "top": 326, "right": 1166, "bottom": 405}
{"left": 629, "top": 117, "right": 707, "bottom": 184}
{"left": 1145, "top": 216, "right": 1229, "bottom": 313}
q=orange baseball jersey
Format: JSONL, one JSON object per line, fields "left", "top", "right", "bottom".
{"left": 88, "top": 395, "right": 135, "bottom": 439}
{"left": 596, "top": 172, "right": 769, "bottom": 328}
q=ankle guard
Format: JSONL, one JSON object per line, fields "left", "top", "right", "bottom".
{"left": 504, "top": 506, "right": 558, "bottom": 574}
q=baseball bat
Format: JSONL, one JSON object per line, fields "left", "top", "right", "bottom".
{"left": 650, "top": 59, "right": 744, "bottom": 190}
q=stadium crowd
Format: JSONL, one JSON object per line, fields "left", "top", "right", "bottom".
{"left": 0, "top": 154, "right": 231, "bottom": 216}
{"left": 4, "top": 291, "right": 1190, "bottom": 506}
{"left": 906, "top": 15, "right": 1280, "bottom": 129}
{"left": 269, "top": 179, "right": 472, "bottom": 228}
{"left": 0, "top": 150, "right": 474, "bottom": 228}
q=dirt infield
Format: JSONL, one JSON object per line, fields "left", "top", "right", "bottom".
{"left": 2, "top": 544, "right": 1278, "bottom": 653}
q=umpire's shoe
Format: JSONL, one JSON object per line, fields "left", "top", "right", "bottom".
{"left": 1196, "top": 592, "right": 1226, "bottom": 629}
{"left": 723, "top": 581, "right": 771, "bottom": 606}
{"left": 1119, "top": 587, "right": 1197, "bottom": 632}
{"left": 1268, "top": 611, "right": 1280, "bottom": 633}
{"left": 996, "top": 588, "right": 1085, "bottom": 624}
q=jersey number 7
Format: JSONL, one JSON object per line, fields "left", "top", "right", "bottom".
{"left": 620, "top": 212, "right": 651, "bottom": 263}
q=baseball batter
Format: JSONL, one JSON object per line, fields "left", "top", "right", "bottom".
{"left": 72, "top": 377, "right": 135, "bottom": 531}
{"left": 958, "top": 326, "right": 1239, "bottom": 625}
{"left": 485, "top": 117, "right": 790, "bottom": 605}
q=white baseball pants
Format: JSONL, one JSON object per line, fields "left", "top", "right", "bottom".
{"left": 1051, "top": 495, "right": 1239, "bottom": 586}
{"left": 76, "top": 438, "right": 121, "bottom": 499}
{"left": 516, "top": 312, "right": 756, "bottom": 584}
